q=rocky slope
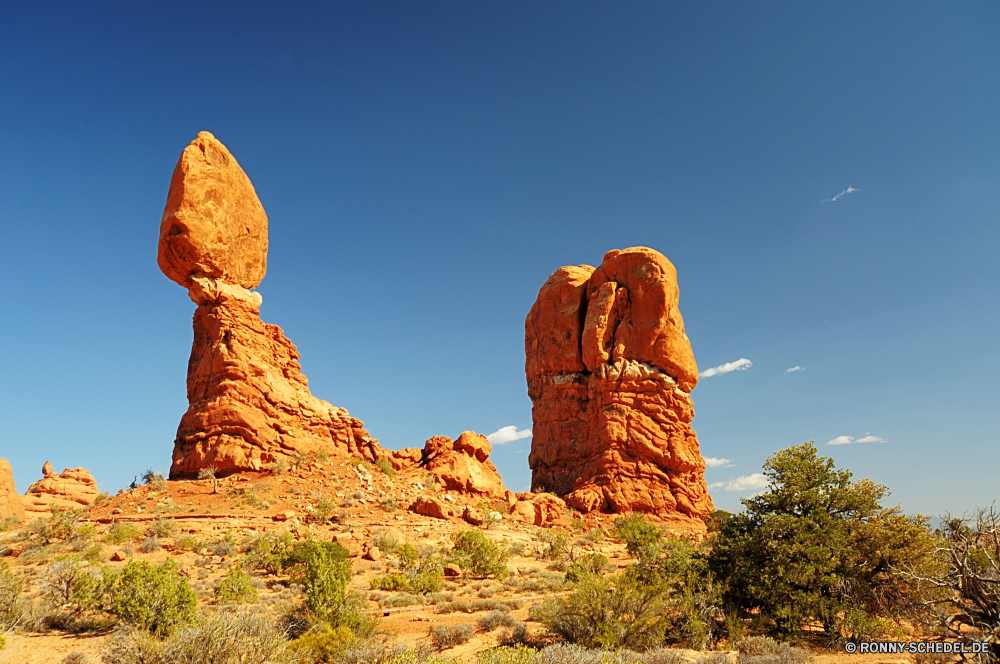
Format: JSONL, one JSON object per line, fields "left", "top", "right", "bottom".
{"left": 22, "top": 461, "right": 101, "bottom": 518}
{"left": 525, "top": 247, "right": 713, "bottom": 530}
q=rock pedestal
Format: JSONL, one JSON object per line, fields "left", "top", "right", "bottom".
{"left": 0, "top": 459, "right": 24, "bottom": 520}
{"left": 525, "top": 247, "right": 713, "bottom": 530}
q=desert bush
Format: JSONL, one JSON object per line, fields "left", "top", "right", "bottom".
{"left": 269, "top": 459, "right": 290, "bottom": 475}
{"left": 105, "top": 523, "right": 143, "bottom": 545}
{"left": 41, "top": 556, "right": 118, "bottom": 629}
{"left": 147, "top": 519, "right": 177, "bottom": 538}
{"left": 421, "top": 474, "right": 439, "bottom": 492}
{"left": 583, "top": 528, "right": 605, "bottom": 544}
{"left": 530, "top": 572, "right": 670, "bottom": 650}
{"left": 0, "top": 559, "right": 28, "bottom": 629}
{"left": 370, "top": 573, "right": 409, "bottom": 592}
{"left": 564, "top": 553, "right": 610, "bottom": 583}
{"left": 61, "top": 652, "right": 91, "bottom": 664}
{"left": 285, "top": 541, "right": 356, "bottom": 625}
{"left": 0, "top": 516, "right": 21, "bottom": 533}
{"left": 289, "top": 623, "right": 357, "bottom": 660}
{"left": 143, "top": 471, "right": 168, "bottom": 492}
{"left": 241, "top": 532, "right": 295, "bottom": 573}
{"left": 311, "top": 494, "right": 339, "bottom": 524}
{"left": 370, "top": 529, "right": 401, "bottom": 553}
{"left": 733, "top": 636, "right": 812, "bottom": 663}
{"left": 292, "top": 452, "right": 310, "bottom": 470}
{"left": 215, "top": 565, "right": 258, "bottom": 604}
{"left": 111, "top": 559, "right": 197, "bottom": 636}
{"left": 477, "top": 610, "right": 521, "bottom": 632}
{"left": 375, "top": 458, "right": 396, "bottom": 477}
{"left": 431, "top": 623, "right": 473, "bottom": 649}
{"left": 535, "top": 530, "right": 571, "bottom": 561}
{"left": 380, "top": 498, "right": 398, "bottom": 512}
{"left": 197, "top": 466, "right": 219, "bottom": 493}
{"left": 100, "top": 626, "right": 166, "bottom": 664}
{"left": 449, "top": 531, "right": 509, "bottom": 580}
{"left": 140, "top": 536, "right": 161, "bottom": 553}
{"left": 612, "top": 513, "right": 662, "bottom": 556}
{"left": 709, "top": 442, "right": 936, "bottom": 640}
{"left": 437, "top": 599, "right": 519, "bottom": 614}
{"left": 370, "top": 560, "right": 443, "bottom": 595}
{"left": 381, "top": 593, "right": 421, "bottom": 608}
{"left": 208, "top": 532, "right": 235, "bottom": 557}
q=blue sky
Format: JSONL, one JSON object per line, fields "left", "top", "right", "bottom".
{"left": 1, "top": 2, "right": 997, "bottom": 516}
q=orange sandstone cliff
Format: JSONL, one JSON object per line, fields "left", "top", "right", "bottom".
{"left": 0, "top": 459, "right": 24, "bottom": 520}
{"left": 525, "top": 247, "right": 713, "bottom": 530}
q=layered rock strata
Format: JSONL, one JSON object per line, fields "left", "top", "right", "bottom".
{"left": 160, "top": 133, "right": 380, "bottom": 477}
{"left": 0, "top": 459, "right": 24, "bottom": 520}
{"left": 22, "top": 463, "right": 101, "bottom": 518}
{"left": 525, "top": 247, "right": 713, "bottom": 529}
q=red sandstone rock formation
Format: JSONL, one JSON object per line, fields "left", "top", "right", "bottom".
{"left": 22, "top": 462, "right": 101, "bottom": 518}
{"left": 160, "top": 132, "right": 381, "bottom": 477}
{"left": 0, "top": 459, "right": 24, "bottom": 520}
{"left": 389, "top": 431, "right": 507, "bottom": 499}
{"left": 525, "top": 247, "right": 713, "bottom": 530}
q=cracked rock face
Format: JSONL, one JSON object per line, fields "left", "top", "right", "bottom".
{"left": 0, "top": 459, "right": 24, "bottom": 520}
{"left": 525, "top": 247, "right": 713, "bottom": 530}
{"left": 160, "top": 133, "right": 380, "bottom": 478}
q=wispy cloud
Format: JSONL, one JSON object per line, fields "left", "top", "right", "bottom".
{"left": 786, "top": 366, "right": 804, "bottom": 373}
{"left": 700, "top": 358, "right": 752, "bottom": 378}
{"left": 823, "top": 186, "right": 859, "bottom": 203}
{"left": 828, "top": 433, "right": 888, "bottom": 446}
{"left": 486, "top": 426, "right": 532, "bottom": 446}
{"left": 704, "top": 457, "right": 734, "bottom": 468}
{"left": 722, "top": 474, "right": 769, "bottom": 492}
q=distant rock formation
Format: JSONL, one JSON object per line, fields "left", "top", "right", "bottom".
{"left": 22, "top": 462, "right": 101, "bottom": 518}
{"left": 160, "top": 132, "right": 380, "bottom": 478}
{"left": 389, "top": 431, "right": 507, "bottom": 499}
{"left": 525, "top": 247, "right": 713, "bottom": 530}
{"left": 0, "top": 459, "right": 24, "bottom": 520}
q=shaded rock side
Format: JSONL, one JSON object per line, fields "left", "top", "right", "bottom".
{"left": 388, "top": 431, "right": 507, "bottom": 499}
{"left": 525, "top": 247, "right": 713, "bottom": 529}
{"left": 169, "top": 283, "right": 380, "bottom": 477}
{"left": 0, "top": 459, "right": 24, "bottom": 520}
{"left": 22, "top": 464, "right": 101, "bottom": 518}
{"left": 160, "top": 132, "right": 380, "bottom": 478}
{"left": 158, "top": 131, "right": 268, "bottom": 290}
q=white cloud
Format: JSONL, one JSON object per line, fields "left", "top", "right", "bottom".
{"left": 786, "top": 366, "right": 804, "bottom": 373}
{"left": 823, "top": 185, "right": 859, "bottom": 203}
{"left": 708, "top": 481, "right": 724, "bottom": 489}
{"left": 827, "top": 433, "right": 888, "bottom": 446}
{"left": 700, "top": 358, "right": 752, "bottom": 378}
{"left": 486, "top": 426, "right": 532, "bottom": 446}
{"left": 723, "top": 473, "right": 769, "bottom": 492}
{"left": 704, "top": 457, "right": 734, "bottom": 468}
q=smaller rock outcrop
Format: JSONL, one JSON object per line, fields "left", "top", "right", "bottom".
{"left": 22, "top": 463, "right": 101, "bottom": 518}
{"left": 0, "top": 459, "right": 24, "bottom": 520}
{"left": 389, "top": 431, "right": 506, "bottom": 499}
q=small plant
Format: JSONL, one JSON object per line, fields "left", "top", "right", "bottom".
{"left": 215, "top": 564, "right": 258, "bottom": 604}
{"left": 380, "top": 497, "right": 398, "bottom": 512}
{"left": 292, "top": 452, "right": 310, "bottom": 470}
{"left": 612, "top": 512, "right": 663, "bottom": 556}
{"left": 311, "top": 493, "right": 338, "bottom": 523}
{"left": 341, "top": 496, "right": 354, "bottom": 508}
{"left": 421, "top": 473, "right": 440, "bottom": 492}
{"left": 371, "top": 528, "right": 401, "bottom": 553}
{"left": 147, "top": 518, "right": 177, "bottom": 538}
{"left": 105, "top": 522, "right": 143, "bottom": 545}
{"left": 477, "top": 610, "right": 521, "bottom": 632}
{"left": 315, "top": 449, "right": 331, "bottom": 463}
{"left": 431, "top": 623, "right": 473, "bottom": 649}
{"left": 375, "top": 458, "right": 396, "bottom": 477}
{"left": 61, "top": 652, "right": 91, "bottom": 664}
{"left": 450, "top": 531, "right": 510, "bottom": 580}
{"left": 0, "top": 516, "right": 19, "bottom": 533}
{"left": 111, "top": 558, "right": 196, "bottom": 636}
{"left": 268, "top": 459, "right": 289, "bottom": 475}
{"left": 536, "top": 530, "right": 571, "bottom": 561}
{"left": 583, "top": 528, "right": 605, "bottom": 544}
{"left": 142, "top": 470, "right": 167, "bottom": 492}
{"left": 197, "top": 466, "right": 218, "bottom": 493}
{"left": 139, "top": 535, "right": 161, "bottom": 553}
{"left": 208, "top": 532, "right": 235, "bottom": 557}
{"left": 564, "top": 552, "right": 610, "bottom": 583}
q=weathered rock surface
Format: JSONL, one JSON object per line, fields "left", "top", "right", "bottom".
{"left": 22, "top": 464, "right": 101, "bottom": 518}
{"left": 158, "top": 131, "right": 268, "bottom": 290}
{"left": 525, "top": 247, "right": 713, "bottom": 530}
{"left": 0, "top": 459, "right": 24, "bottom": 520}
{"left": 160, "top": 133, "right": 381, "bottom": 478}
{"left": 388, "top": 431, "right": 506, "bottom": 499}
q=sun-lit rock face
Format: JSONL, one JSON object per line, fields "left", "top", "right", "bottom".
{"left": 525, "top": 247, "right": 713, "bottom": 531}
{"left": 22, "top": 463, "right": 101, "bottom": 519}
{"left": 160, "top": 132, "right": 380, "bottom": 478}
{"left": 0, "top": 459, "right": 24, "bottom": 520}
{"left": 158, "top": 131, "right": 268, "bottom": 290}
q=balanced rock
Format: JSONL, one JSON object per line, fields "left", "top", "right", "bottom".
{"left": 22, "top": 464, "right": 101, "bottom": 518}
{"left": 387, "top": 431, "right": 506, "bottom": 499}
{"left": 159, "top": 133, "right": 382, "bottom": 477}
{"left": 525, "top": 247, "right": 713, "bottom": 530}
{"left": 0, "top": 459, "right": 24, "bottom": 520}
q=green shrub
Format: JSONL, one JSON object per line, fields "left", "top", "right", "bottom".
{"left": 111, "top": 559, "right": 196, "bottom": 636}
{"left": 311, "top": 494, "right": 339, "bottom": 523}
{"left": 583, "top": 528, "right": 605, "bottom": 544}
{"left": 733, "top": 636, "right": 812, "bottom": 663}
{"left": 431, "top": 623, "right": 473, "bottom": 649}
{"left": 286, "top": 541, "right": 354, "bottom": 625}
{"left": 375, "top": 458, "right": 396, "bottom": 477}
{"left": 292, "top": 452, "right": 310, "bottom": 470}
{"left": 449, "top": 531, "right": 509, "bottom": 580}
{"left": 370, "top": 573, "right": 409, "bottom": 591}
{"left": 148, "top": 518, "right": 177, "bottom": 538}
{"left": 477, "top": 646, "right": 540, "bottom": 664}
{"left": 241, "top": 532, "right": 295, "bottom": 573}
{"left": 381, "top": 593, "right": 421, "bottom": 608}
{"left": 289, "top": 624, "right": 357, "bottom": 660}
{"left": 215, "top": 565, "right": 258, "bottom": 604}
{"left": 105, "top": 523, "right": 143, "bottom": 545}
{"left": 140, "top": 536, "right": 161, "bottom": 553}
{"left": 208, "top": 532, "right": 235, "bottom": 557}
{"left": 370, "top": 529, "right": 401, "bottom": 553}
{"left": 530, "top": 572, "right": 670, "bottom": 650}
{"left": 0, "top": 560, "right": 27, "bottom": 629}
{"left": 565, "top": 553, "right": 610, "bottom": 583}
{"left": 380, "top": 498, "right": 398, "bottom": 512}
{"left": 143, "top": 471, "right": 167, "bottom": 492}
{"left": 268, "top": 459, "right": 289, "bottom": 475}
{"left": 476, "top": 610, "right": 521, "bottom": 632}
{"left": 0, "top": 516, "right": 20, "bottom": 533}
{"left": 536, "top": 530, "right": 571, "bottom": 561}
{"left": 613, "top": 513, "right": 662, "bottom": 556}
